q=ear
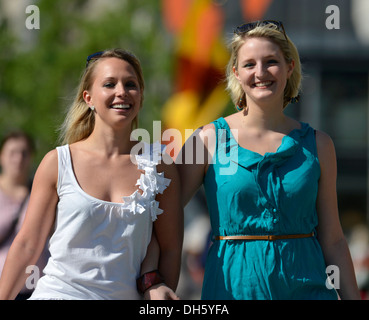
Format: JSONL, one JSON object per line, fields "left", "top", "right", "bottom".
{"left": 287, "top": 59, "right": 295, "bottom": 79}
{"left": 233, "top": 66, "right": 241, "bottom": 82}
{"left": 83, "top": 90, "right": 92, "bottom": 106}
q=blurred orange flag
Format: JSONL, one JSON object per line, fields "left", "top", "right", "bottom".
{"left": 240, "top": 0, "right": 274, "bottom": 21}
{"left": 161, "top": 0, "right": 229, "bottom": 156}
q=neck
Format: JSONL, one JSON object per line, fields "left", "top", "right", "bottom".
{"left": 243, "top": 100, "right": 287, "bottom": 132}
{"left": 0, "top": 174, "right": 28, "bottom": 191}
{"left": 85, "top": 125, "right": 134, "bottom": 156}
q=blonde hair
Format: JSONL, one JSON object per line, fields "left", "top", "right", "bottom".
{"left": 226, "top": 22, "right": 301, "bottom": 110}
{"left": 59, "top": 49, "right": 144, "bottom": 145}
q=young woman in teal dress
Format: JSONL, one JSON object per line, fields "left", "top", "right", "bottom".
{"left": 177, "top": 20, "right": 360, "bottom": 299}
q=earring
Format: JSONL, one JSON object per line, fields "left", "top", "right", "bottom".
{"left": 236, "top": 98, "right": 244, "bottom": 111}
{"left": 290, "top": 95, "right": 300, "bottom": 104}
{"left": 90, "top": 105, "right": 95, "bottom": 111}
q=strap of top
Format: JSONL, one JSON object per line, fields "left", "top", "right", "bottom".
{"left": 211, "top": 117, "right": 237, "bottom": 162}
{"left": 56, "top": 145, "right": 71, "bottom": 195}
{"left": 212, "top": 117, "right": 229, "bottom": 133}
{"left": 212, "top": 117, "right": 230, "bottom": 151}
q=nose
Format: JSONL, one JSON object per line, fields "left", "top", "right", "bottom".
{"left": 115, "top": 82, "right": 127, "bottom": 97}
{"left": 255, "top": 62, "right": 267, "bottom": 78}
{"left": 14, "top": 150, "right": 30, "bottom": 164}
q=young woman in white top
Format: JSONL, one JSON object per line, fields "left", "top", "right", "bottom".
{"left": 0, "top": 49, "right": 183, "bottom": 300}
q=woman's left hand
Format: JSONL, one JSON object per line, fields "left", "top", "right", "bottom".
{"left": 144, "top": 283, "right": 180, "bottom": 300}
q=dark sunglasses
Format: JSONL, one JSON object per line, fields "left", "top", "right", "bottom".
{"left": 234, "top": 20, "right": 287, "bottom": 41}
{"left": 85, "top": 51, "right": 105, "bottom": 68}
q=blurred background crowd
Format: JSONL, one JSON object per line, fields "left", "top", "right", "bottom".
{"left": 1, "top": 0, "right": 369, "bottom": 299}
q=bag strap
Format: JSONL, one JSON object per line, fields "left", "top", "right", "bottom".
{"left": 0, "top": 194, "right": 29, "bottom": 248}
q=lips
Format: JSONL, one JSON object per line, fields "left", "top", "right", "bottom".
{"left": 253, "top": 81, "right": 273, "bottom": 88}
{"left": 110, "top": 103, "right": 132, "bottom": 110}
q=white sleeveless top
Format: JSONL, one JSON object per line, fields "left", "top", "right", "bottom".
{"left": 29, "top": 143, "right": 170, "bottom": 300}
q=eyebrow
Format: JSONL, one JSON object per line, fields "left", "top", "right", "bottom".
{"left": 101, "top": 75, "right": 138, "bottom": 82}
{"left": 242, "top": 53, "right": 280, "bottom": 59}
{"left": 239, "top": 53, "right": 281, "bottom": 62}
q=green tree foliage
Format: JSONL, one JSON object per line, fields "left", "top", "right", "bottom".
{"left": 0, "top": 0, "right": 173, "bottom": 163}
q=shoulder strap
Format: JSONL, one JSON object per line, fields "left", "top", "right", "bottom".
{"left": 0, "top": 193, "right": 29, "bottom": 248}
{"left": 213, "top": 117, "right": 234, "bottom": 152}
{"left": 56, "top": 145, "right": 70, "bottom": 193}
{"left": 212, "top": 117, "right": 229, "bottom": 131}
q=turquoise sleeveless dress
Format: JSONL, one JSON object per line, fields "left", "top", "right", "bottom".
{"left": 202, "top": 117, "right": 338, "bottom": 300}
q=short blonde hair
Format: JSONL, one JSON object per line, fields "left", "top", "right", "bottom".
{"left": 59, "top": 49, "right": 144, "bottom": 145}
{"left": 226, "top": 22, "right": 301, "bottom": 109}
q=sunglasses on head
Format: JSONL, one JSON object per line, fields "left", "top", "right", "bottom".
{"left": 234, "top": 20, "right": 288, "bottom": 41}
{"left": 85, "top": 51, "right": 105, "bottom": 68}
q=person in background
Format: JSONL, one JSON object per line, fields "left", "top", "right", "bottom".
{"left": 0, "top": 49, "right": 183, "bottom": 300}
{"left": 0, "top": 131, "right": 48, "bottom": 299}
{"left": 177, "top": 20, "right": 360, "bottom": 299}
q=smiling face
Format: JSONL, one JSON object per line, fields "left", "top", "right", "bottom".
{"left": 83, "top": 57, "right": 142, "bottom": 130}
{"left": 233, "top": 37, "right": 294, "bottom": 108}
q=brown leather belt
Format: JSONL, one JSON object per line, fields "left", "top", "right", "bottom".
{"left": 214, "top": 232, "right": 314, "bottom": 241}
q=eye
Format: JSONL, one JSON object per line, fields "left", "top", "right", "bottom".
{"left": 125, "top": 81, "right": 139, "bottom": 89}
{"left": 243, "top": 62, "right": 254, "bottom": 68}
{"left": 267, "top": 59, "right": 278, "bottom": 64}
{"left": 103, "top": 82, "right": 115, "bottom": 88}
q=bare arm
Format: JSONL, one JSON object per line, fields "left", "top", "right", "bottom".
{"left": 154, "top": 154, "right": 184, "bottom": 292}
{"left": 140, "top": 126, "right": 215, "bottom": 299}
{"left": 176, "top": 124, "right": 215, "bottom": 206}
{"left": 142, "top": 125, "right": 215, "bottom": 298}
{"left": 0, "top": 150, "right": 58, "bottom": 300}
{"left": 140, "top": 231, "right": 160, "bottom": 275}
{"left": 315, "top": 131, "right": 360, "bottom": 299}
{"left": 140, "top": 231, "right": 179, "bottom": 300}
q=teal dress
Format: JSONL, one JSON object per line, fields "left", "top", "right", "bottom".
{"left": 202, "top": 117, "right": 338, "bottom": 300}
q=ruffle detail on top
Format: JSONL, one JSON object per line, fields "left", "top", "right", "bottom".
{"left": 229, "top": 121, "right": 310, "bottom": 170}
{"left": 122, "top": 142, "right": 171, "bottom": 221}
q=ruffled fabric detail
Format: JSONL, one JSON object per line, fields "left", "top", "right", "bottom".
{"left": 224, "top": 121, "right": 311, "bottom": 212}
{"left": 230, "top": 121, "right": 310, "bottom": 170}
{"left": 122, "top": 142, "right": 171, "bottom": 221}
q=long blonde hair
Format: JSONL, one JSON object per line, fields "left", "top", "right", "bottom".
{"left": 58, "top": 49, "right": 144, "bottom": 145}
{"left": 226, "top": 22, "right": 301, "bottom": 110}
